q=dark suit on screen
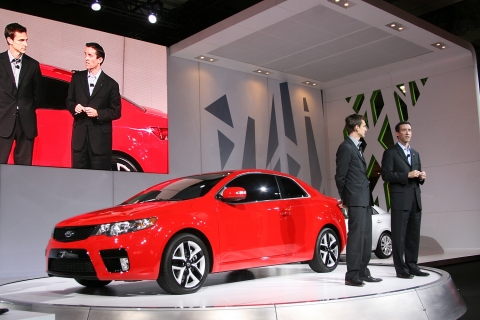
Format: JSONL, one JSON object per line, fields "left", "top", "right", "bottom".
{"left": 0, "top": 51, "right": 41, "bottom": 164}
{"left": 335, "top": 137, "right": 372, "bottom": 281}
{"left": 66, "top": 70, "right": 121, "bottom": 170}
{"left": 381, "top": 143, "right": 424, "bottom": 274}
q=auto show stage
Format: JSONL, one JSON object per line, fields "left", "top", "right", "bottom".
{"left": 0, "top": 263, "right": 466, "bottom": 320}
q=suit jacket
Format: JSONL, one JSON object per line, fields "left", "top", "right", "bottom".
{"left": 335, "top": 137, "right": 371, "bottom": 207}
{"left": 381, "top": 143, "right": 424, "bottom": 211}
{"left": 66, "top": 70, "right": 121, "bottom": 154}
{"left": 0, "top": 51, "right": 42, "bottom": 139}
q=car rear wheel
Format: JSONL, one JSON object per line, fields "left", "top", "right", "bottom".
{"left": 74, "top": 279, "right": 112, "bottom": 287}
{"left": 374, "top": 232, "right": 393, "bottom": 259}
{"left": 157, "top": 233, "right": 210, "bottom": 294}
{"left": 309, "top": 227, "right": 340, "bottom": 273}
{"left": 111, "top": 154, "right": 142, "bottom": 172}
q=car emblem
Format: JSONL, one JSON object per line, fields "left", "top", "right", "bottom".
{"left": 65, "top": 230, "right": 75, "bottom": 238}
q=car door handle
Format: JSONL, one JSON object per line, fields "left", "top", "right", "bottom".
{"left": 377, "top": 219, "right": 382, "bottom": 223}
{"left": 280, "top": 207, "right": 291, "bottom": 216}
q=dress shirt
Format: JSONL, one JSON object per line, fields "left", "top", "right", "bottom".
{"left": 397, "top": 142, "right": 411, "bottom": 165}
{"left": 7, "top": 51, "right": 22, "bottom": 88}
{"left": 87, "top": 69, "right": 102, "bottom": 96}
{"left": 349, "top": 136, "right": 363, "bottom": 156}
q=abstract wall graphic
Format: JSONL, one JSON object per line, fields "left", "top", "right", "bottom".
{"left": 305, "top": 116, "right": 322, "bottom": 190}
{"left": 370, "top": 90, "right": 384, "bottom": 126}
{"left": 205, "top": 95, "right": 234, "bottom": 128}
{"left": 242, "top": 117, "right": 256, "bottom": 169}
{"left": 303, "top": 97, "right": 310, "bottom": 112}
{"left": 217, "top": 130, "right": 234, "bottom": 169}
{"left": 266, "top": 97, "right": 279, "bottom": 167}
{"left": 280, "top": 83, "right": 297, "bottom": 145}
{"left": 287, "top": 154, "right": 301, "bottom": 177}
{"left": 344, "top": 77, "right": 429, "bottom": 210}
{"left": 394, "top": 91, "right": 409, "bottom": 121}
{"left": 274, "top": 159, "right": 281, "bottom": 172}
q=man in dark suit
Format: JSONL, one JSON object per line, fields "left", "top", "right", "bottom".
{"left": 66, "top": 42, "right": 121, "bottom": 170}
{"left": 0, "top": 23, "right": 41, "bottom": 165}
{"left": 336, "top": 114, "right": 382, "bottom": 287}
{"left": 382, "top": 121, "right": 428, "bottom": 278}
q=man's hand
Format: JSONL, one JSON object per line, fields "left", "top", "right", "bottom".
{"left": 408, "top": 170, "right": 421, "bottom": 178}
{"left": 84, "top": 107, "right": 98, "bottom": 118}
{"left": 74, "top": 104, "right": 85, "bottom": 114}
{"left": 337, "top": 200, "right": 347, "bottom": 209}
{"left": 419, "top": 171, "right": 426, "bottom": 180}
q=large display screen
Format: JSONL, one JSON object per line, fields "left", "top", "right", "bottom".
{"left": 1, "top": 9, "right": 168, "bottom": 173}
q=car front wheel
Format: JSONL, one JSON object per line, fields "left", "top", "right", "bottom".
{"left": 374, "top": 232, "right": 393, "bottom": 259}
{"left": 74, "top": 279, "right": 112, "bottom": 287}
{"left": 157, "top": 233, "right": 210, "bottom": 294}
{"left": 111, "top": 154, "right": 142, "bottom": 172}
{"left": 309, "top": 227, "right": 340, "bottom": 273}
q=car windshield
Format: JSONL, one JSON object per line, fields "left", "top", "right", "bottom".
{"left": 123, "top": 173, "right": 230, "bottom": 204}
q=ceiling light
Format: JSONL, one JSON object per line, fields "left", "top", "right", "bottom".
{"left": 327, "top": 0, "right": 355, "bottom": 9}
{"left": 302, "top": 81, "right": 318, "bottom": 87}
{"left": 254, "top": 69, "right": 272, "bottom": 75}
{"left": 386, "top": 22, "right": 406, "bottom": 32}
{"left": 148, "top": 12, "right": 157, "bottom": 24}
{"left": 431, "top": 42, "right": 447, "bottom": 50}
{"left": 195, "top": 55, "right": 218, "bottom": 63}
{"left": 91, "top": 0, "right": 101, "bottom": 11}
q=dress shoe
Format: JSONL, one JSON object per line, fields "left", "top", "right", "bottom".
{"left": 397, "top": 272, "right": 414, "bottom": 279}
{"left": 410, "top": 269, "right": 430, "bottom": 277}
{"left": 360, "top": 275, "right": 383, "bottom": 282}
{"left": 345, "top": 279, "right": 365, "bottom": 287}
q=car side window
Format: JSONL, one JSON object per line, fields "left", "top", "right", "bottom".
{"left": 41, "top": 76, "right": 69, "bottom": 110}
{"left": 225, "top": 174, "right": 281, "bottom": 203}
{"left": 277, "top": 176, "right": 308, "bottom": 198}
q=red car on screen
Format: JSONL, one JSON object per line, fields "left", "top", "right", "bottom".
{"left": 8, "top": 64, "right": 168, "bottom": 173}
{"left": 45, "top": 169, "right": 347, "bottom": 294}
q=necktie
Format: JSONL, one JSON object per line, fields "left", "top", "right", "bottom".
{"left": 11, "top": 58, "right": 21, "bottom": 69}
{"left": 358, "top": 144, "right": 363, "bottom": 157}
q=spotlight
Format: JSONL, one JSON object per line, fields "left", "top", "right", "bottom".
{"left": 91, "top": 0, "right": 101, "bottom": 11}
{"left": 148, "top": 12, "right": 157, "bottom": 24}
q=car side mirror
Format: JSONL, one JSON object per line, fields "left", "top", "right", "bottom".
{"left": 220, "top": 187, "right": 247, "bottom": 202}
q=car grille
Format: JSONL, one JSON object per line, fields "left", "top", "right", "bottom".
{"left": 53, "top": 226, "right": 96, "bottom": 242}
{"left": 48, "top": 249, "right": 96, "bottom": 276}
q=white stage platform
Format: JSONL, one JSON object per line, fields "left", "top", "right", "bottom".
{"left": 0, "top": 263, "right": 466, "bottom": 320}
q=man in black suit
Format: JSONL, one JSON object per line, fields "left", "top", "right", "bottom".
{"left": 382, "top": 121, "right": 428, "bottom": 278}
{"left": 0, "top": 23, "right": 41, "bottom": 165}
{"left": 66, "top": 42, "right": 121, "bottom": 170}
{"left": 336, "top": 114, "right": 382, "bottom": 287}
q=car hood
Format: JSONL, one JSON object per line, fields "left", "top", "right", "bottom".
{"left": 56, "top": 201, "right": 186, "bottom": 227}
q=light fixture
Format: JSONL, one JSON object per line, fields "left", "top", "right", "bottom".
{"left": 431, "top": 42, "right": 447, "bottom": 50}
{"left": 195, "top": 55, "right": 218, "bottom": 63}
{"left": 91, "top": 0, "right": 101, "bottom": 11}
{"left": 386, "top": 22, "right": 406, "bottom": 32}
{"left": 148, "top": 11, "right": 157, "bottom": 24}
{"left": 327, "top": 0, "right": 355, "bottom": 8}
{"left": 253, "top": 69, "right": 272, "bottom": 75}
{"left": 302, "top": 81, "right": 318, "bottom": 87}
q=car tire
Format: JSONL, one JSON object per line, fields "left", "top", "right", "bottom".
{"left": 157, "top": 233, "right": 210, "bottom": 294}
{"left": 309, "top": 227, "right": 340, "bottom": 273}
{"left": 111, "top": 154, "right": 142, "bottom": 172}
{"left": 374, "top": 232, "right": 393, "bottom": 259}
{"left": 74, "top": 279, "right": 112, "bottom": 287}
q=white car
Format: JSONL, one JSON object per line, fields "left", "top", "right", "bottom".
{"left": 342, "top": 205, "right": 392, "bottom": 259}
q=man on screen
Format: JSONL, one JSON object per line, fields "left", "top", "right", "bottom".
{"left": 0, "top": 23, "right": 41, "bottom": 165}
{"left": 66, "top": 42, "right": 121, "bottom": 170}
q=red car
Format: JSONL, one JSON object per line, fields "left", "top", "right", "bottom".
{"left": 8, "top": 64, "right": 168, "bottom": 173}
{"left": 46, "top": 169, "right": 347, "bottom": 294}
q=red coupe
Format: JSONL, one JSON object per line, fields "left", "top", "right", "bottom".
{"left": 46, "top": 169, "right": 346, "bottom": 294}
{"left": 8, "top": 64, "right": 168, "bottom": 173}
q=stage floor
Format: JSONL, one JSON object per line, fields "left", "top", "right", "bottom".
{"left": 0, "top": 262, "right": 467, "bottom": 320}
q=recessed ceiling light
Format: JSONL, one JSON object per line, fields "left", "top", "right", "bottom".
{"left": 302, "top": 81, "right": 318, "bottom": 87}
{"left": 254, "top": 69, "right": 272, "bottom": 75}
{"left": 386, "top": 22, "right": 406, "bottom": 32}
{"left": 431, "top": 42, "right": 447, "bottom": 50}
{"left": 195, "top": 55, "right": 218, "bottom": 62}
{"left": 327, "top": 0, "right": 355, "bottom": 9}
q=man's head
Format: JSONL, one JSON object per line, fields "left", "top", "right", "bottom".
{"left": 345, "top": 114, "right": 367, "bottom": 139}
{"left": 5, "top": 23, "right": 28, "bottom": 57}
{"left": 395, "top": 121, "right": 412, "bottom": 146}
{"left": 84, "top": 42, "right": 105, "bottom": 71}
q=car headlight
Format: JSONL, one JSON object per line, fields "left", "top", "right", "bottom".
{"left": 93, "top": 217, "right": 157, "bottom": 237}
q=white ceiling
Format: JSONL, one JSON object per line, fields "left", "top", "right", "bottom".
{"left": 170, "top": 0, "right": 473, "bottom": 89}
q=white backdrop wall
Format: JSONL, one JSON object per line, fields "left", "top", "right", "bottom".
{"left": 324, "top": 52, "right": 480, "bottom": 252}
{"left": 0, "top": 56, "right": 326, "bottom": 278}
